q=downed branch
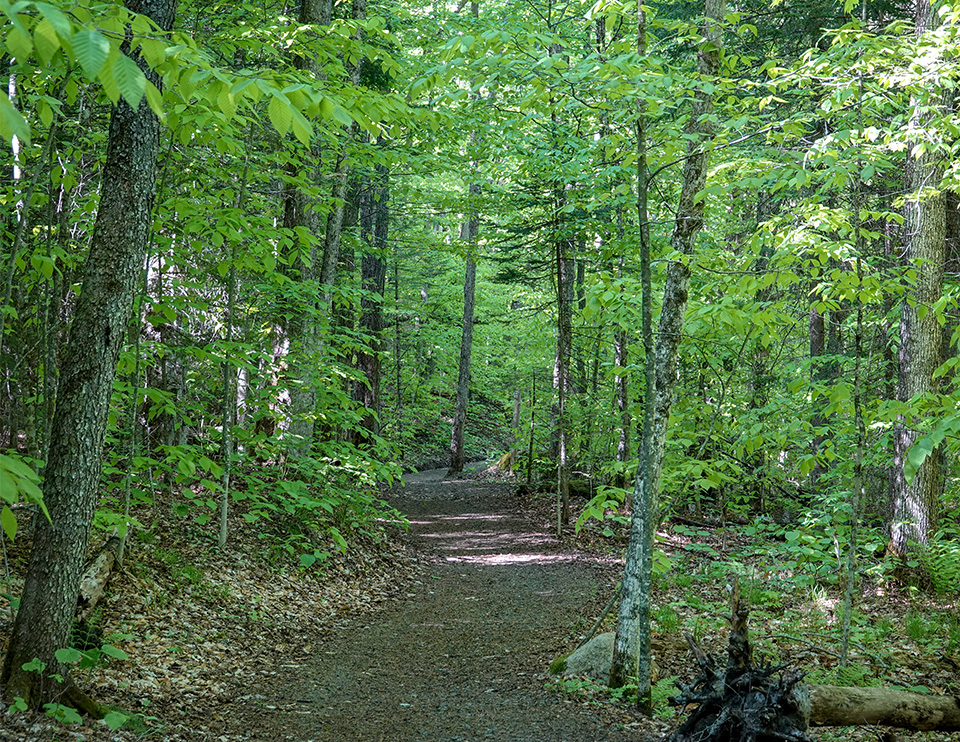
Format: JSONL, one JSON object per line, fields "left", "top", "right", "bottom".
{"left": 76, "top": 532, "right": 125, "bottom": 622}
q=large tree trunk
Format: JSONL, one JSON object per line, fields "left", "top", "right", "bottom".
{"left": 0, "top": 0, "right": 176, "bottom": 712}
{"left": 888, "top": 0, "right": 949, "bottom": 559}
{"left": 610, "top": 0, "right": 724, "bottom": 710}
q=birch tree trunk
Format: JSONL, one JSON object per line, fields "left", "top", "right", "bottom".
{"left": 610, "top": 0, "right": 724, "bottom": 709}
{"left": 0, "top": 0, "right": 176, "bottom": 711}
{"left": 889, "top": 0, "right": 949, "bottom": 558}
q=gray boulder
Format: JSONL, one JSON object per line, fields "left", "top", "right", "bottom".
{"left": 549, "top": 632, "right": 614, "bottom": 681}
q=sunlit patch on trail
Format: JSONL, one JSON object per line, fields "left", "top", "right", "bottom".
{"left": 446, "top": 552, "right": 578, "bottom": 565}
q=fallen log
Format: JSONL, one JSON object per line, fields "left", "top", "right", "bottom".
{"left": 666, "top": 578, "right": 960, "bottom": 739}
{"left": 76, "top": 532, "right": 125, "bottom": 622}
{"left": 809, "top": 685, "right": 960, "bottom": 732}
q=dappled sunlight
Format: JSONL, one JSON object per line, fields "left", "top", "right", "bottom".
{"left": 446, "top": 552, "right": 579, "bottom": 565}
{"left": 399, "top": 505, "right": 608, "bottom": 567}
{"left": 434, "top": 513, "right": 511, "bottom": 521}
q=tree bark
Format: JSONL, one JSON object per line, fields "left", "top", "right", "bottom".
{"left": 75, "top": 534, "right": 125, "bottom": 623}
{"left": 610, "top": 0, "right": 724, "bottom": 709}
{"left": 1, "top": 0, "right": 176, "bottom": 711}
{"left": 809, "top": 686, "right": 960, "bottom": 731}
{"left": 354, "top": 164, "right": 389, "bottom": 444}
{"left": 553, "top": 224, "right": 574, "bottom": 526}
{"left": 889, "top": 0, "right": 949, "bottom": 558}
{"left": 609, "top": 1, "right": 653, "bottom": 704}
{"left": 448, "top": 253, "right": 477, "bottom": 477}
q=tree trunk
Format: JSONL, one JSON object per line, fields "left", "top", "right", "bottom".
{"left": 1, "top": 0, "right": 176, "bottom": 711}
{"left": 354, "top": 164, "right": 389, "bottom": 444}
{"left": 889, "top": 0, "right": 949, "bottom": 559}
{"left": 448, "top": 255, "right": 477, "bottom": 477}
{"left": 279, "top": 0, "right": 330, "bottom": 458}
{"left": 449, "top": 176, "right": 480, "bottom": 476}
{"left": 610, "top": 0, "right": 724, "bottom": 710}
{"left": 610, "top": 1, "right": 653, "bottom": 704}
{"left": 553, "top": 225, "right": 574, "bottom": 527}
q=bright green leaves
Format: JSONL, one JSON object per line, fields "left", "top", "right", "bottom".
{"left": 70, "top": 27, "right": 109, "bottom": 79}
{"left": 0, "top": 452, "right": 49, "bottom": 542}
{"left": 0, "top": 1, "right": 407, "bottom": 154}
{"left": 268, "top": 93, "right": 293, "bottom": 137}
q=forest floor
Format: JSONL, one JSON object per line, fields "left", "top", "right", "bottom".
{"left": 1, "top": 465, "right": 959, "bottom": 741}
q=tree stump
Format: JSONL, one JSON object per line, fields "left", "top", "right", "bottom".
{"left": 665, "top": 577, "right": 960, "bottom": 738}
{"left": 665, "top": 577, "right": 812, "bottom": 742}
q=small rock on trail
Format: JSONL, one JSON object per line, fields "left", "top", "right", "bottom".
{"left": 232, "top": 470, "right": 651, "bottom": 741}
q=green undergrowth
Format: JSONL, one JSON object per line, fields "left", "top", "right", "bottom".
{"left": 545, "top": 674, "right": 680, "bottom": 720}
{"left": 545, "top": 490, "right": 960, "bottom": 723}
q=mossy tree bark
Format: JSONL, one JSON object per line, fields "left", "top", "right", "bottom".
{"left": 0, "top": 0, "right": 176, "bottom": 711}
{"left": 610, "top": 0, "right": 724, "bottom": 711}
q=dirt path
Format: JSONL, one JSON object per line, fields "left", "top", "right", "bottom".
{"left": 241, "top": 469, "right": 648, "bottom": 742}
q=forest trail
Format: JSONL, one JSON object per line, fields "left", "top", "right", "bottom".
{"left": 230, "top": 467, "right": 646, "bottom": 742}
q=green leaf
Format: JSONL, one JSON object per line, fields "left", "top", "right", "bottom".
{"left": 299, "top": 553, "right": 317, "bottom": 568}
{"left": 37, "top": 97, "right": 53, "bottom": 128}
{"left": 5, "top": 26, "right": 33, "bottom": 63}
{"left": 71, "top": 28, "right": 110, "bottom": 80}
{"left": 144, "top": 80, "right": 164, "bottom": 119}
{"left": 290, "top": 107, "right": 312, "bottom": 147}
{"left": 111, "top": 52, "right": 146, "bottom": 109}
{"left": 54, "top": 647, "right": 83, "bottom": 664}
{"left": 103, "top": 711, "right": 129, "bottom": 730}
{"left": 138, "top": 37, "right": 166, "bottom": 68}
{"left": 100, "top": 644, "right": 128, "bottom": 660}
{"left": 1, "top": 506, "right": 16, "bottom": 542}
{"left": 217, "top": 86, "right": 236, "bottom": 119}
{"left": 268, "top": 94, "right": 292, "bottom": 136}
{"left": 0, "top": 94, "right": 29, "bottom": 146}
{"left": 331, "top": 102, "right": 353, "bottom": 127}
{"left": 35, "top": 3, "right": 74, "bottom": 39}
{"left": 32, "top": 18, "right": 60, "bottom": 64}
